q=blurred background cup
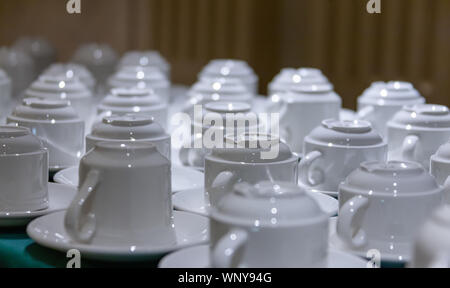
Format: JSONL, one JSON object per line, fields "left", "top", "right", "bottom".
{"left": 42, "top": 63, "right": 97, "bottom": 95}
{"left": 64, "top": 141, "right": 174, "bottom": 245}
{"left": 86, "top": 114, "right": 170, "bottom": 160}
{"left": 7, "top": 98, "right": 84, "bottom": 171}
{"left": 387, "top": 104, "right": 450, "bottom": 170}
{"left": 299, "top": 119, "right": 387, "bottom": 195}
{"left": 13, "top": 36, "right": 56, "bottom": 78}
{"left": 268, "top": 67, "right": 329, "bottom": 97}
{"left": 96, "top": 87, "right": 168, "bottom": 130}
{"left": 118, "top": 50, "right": 171, "bottom": 80}
{"left": 107, "top": 66, "right": 171, "bottom": 103}
{"left": 268, "top": 83, "right": 341, "bottom": 154}
{"left": 0, "top": 126, "right": 48, "bottom": 212}
{"left": 357, "top": 81, "right": 425, "bottom": 137}
{"left": 0, "top": 68, "right": 12, "bottom": 119}
{"left": 0, "top": 46, "right": 35, "bottom": 98}
{"left": 71, "top": 43, "right": 118, "bottom": 86}
{"left": 210, "top": 181, "right": 328, "bottom": 268}
{"left": 198, "top": 59, "right": 258, "bottom": 95}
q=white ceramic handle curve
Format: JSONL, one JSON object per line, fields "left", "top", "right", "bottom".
{"left": 64, "top": 170, "right": 99, "bottom": 244}
{"left": 357, "top": 105, "right": 375, "bottom": 120}
{"left": 401, "top": 135, "right": 420, "bottom": 162}
{"left": 337, "top": 195, "right": 370, "bottom": 249}
{"left": 298, "top": 150, "right": 323, "bottom": 186}
{"left": 212, "top": 228, "right": 249, "bottom": 268}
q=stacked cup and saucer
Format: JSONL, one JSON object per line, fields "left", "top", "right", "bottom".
{"left": 0, "top": 126, "right": 76, "bottom": 227}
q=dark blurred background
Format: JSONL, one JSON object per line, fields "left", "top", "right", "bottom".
{"left": 1, "top": 0, "right": 449, "bottom": 109}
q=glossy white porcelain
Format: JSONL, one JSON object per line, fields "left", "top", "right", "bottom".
{"left": 53, "top": 165, "right": 203, "bottom": 193}
{"left": 28, "top": 210, "right": 209, "bottom": 262}
{"left": 119, "top": 50, "right": 170, "bottom": 79}
{"left": 24, "top": 75, "right": 94, "bottom": 130}
{"left": 299, "top": 119, "right": 387, "bottom": 193}
{"left": 13, "top": 36, "right": 56, "bottom": 76}
{"left": 107, "top": 66, "right": 171, "bottom": 103}
{"left": 199, "top": 59, "right": 258, "bottom": 94}
{"left": 71, "top": 43, "right": 118, "bottom": 84}
{"left": 7, "top": 98, "right": 84, "bottom": 170}
{"left": 210, "top": 181, "right": 328, "bottom": 268}
{"left": 158, "top": 244, "right": 367, "bottom": 268}
{"left": 205, "top": 133, "right": 298, "bottom": 207}
{"left": 268, "top": 83, "right": 341, "bottom": 153}
{"left": 0, "top": 126, "right": 48, "bottom": 212}
{"left": 0, "top": 46, "right": 35, "bottom": 97}
{"left": 387, "top": 104, "right": 450, "bottom": 170}
{"left": 87, "top": 114, "right": 170, "bottom": 160}
{"left": 64, "top": 142, "right": 173, "bottom": 246}
{"left": 411, "top": 205, "right": 450, "bottom": 268}
{"left": 179, "top": 101, "right": 260, "bottom": 169}
{"left": 96, "top": 87, "right": 168, "bottom": 129}
{"left": 336, "top": 161, "right": 443, "bottom": 262}
{"left": 185, "top": 78, "right": 253, "bottom": 111}
{"left": 172, "top": 186, "right": 339, "bottom": 217}
{"left": 0, "top": 183, "right": 75, "bottom": 227}
{"left": 43, "top": 62, "right": 96, "bottom": 92}
{"left": 430, "top": 141, "right": 450, "bottom": 203}
{"left": 358, "top": 81, "right": 425, "bottom": 137}
{"left": 268, "top": 67, "right": 329, "bottom": 96}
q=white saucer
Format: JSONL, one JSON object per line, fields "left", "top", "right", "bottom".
{"left": 27, "top": 210, "right": 209, "bottom": 262}
{"left": 298, "top": 181, "right": 338, "bottom": 197}
{"left": 173, "top": 187, "right": 339, "bottom": 217}
{"left": 158, "top": 244, "right": 367, "bottom": 268}
{"left": 328, "top": 217, "right": 409, "bottom": 264}
{"left": 54, "top": 165, "right": 203, "bottom": 193}
{"left": 0, "top": 183, "right": 76, "bottom": 227}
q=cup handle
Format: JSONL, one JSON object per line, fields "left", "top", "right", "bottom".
{"left": 357, "top": 105, "right": 374, "bottom": 120}
{"left": 298, "top": 150, "right": 324, "bottom": 186}
{"left": 64, "top": 170, "right": 100, "bottom": 244}
{"left": 401, "top": 135, "right": 420, "bottom": 162}
{"left": 337, "top": 195, "right": 369, "bottom": 249}
{"left": 212, "top": 228, "right": 249, "bottom": 268}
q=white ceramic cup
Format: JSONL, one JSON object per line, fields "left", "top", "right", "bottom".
{"left": 0, "top": 126, "right": 48, "bottom": 212}
{"left": 210, "top": 181, "right": 328, "bottom": 268}
{"left": 7, "top": 98, "right": 85, "bottom": 171}
{"left": 24, "top": 75, "right": 94, "bottom": 131}
{"left": 0, "top": 46, "right": 35, "bottom": 97}
{"left": 96, "top": 87, "right": 168, "bottom": 129}
{"left": 204, "top": 132, "right": 299, "bottom": 207}
{"left": 43, "top": 63, "right": 96, "bottom": 93}
{"left": 268, "top": 67, "right": 329, "bottom": 97}
{"left": 199, "top": 59, "right": 258, "bottom": 95}
{"left": 299, "top": 119, "right": 387, "bottom": 193}
{"left": 118, "top": 50, "right": 170, "bottom": 79}
{"left": 430, "top": 141, "right": 450, "bottom": 203}
{"left": 411, "top": 205, "right": 450, "bottom": 268}
{"left": 64, "top": 141, "right": 174, "bottom": 245}
{"left": 267, "top": 83, "right": 341, "bottom": 154}
{"left": 387, "top": 104, "right": 450, "bottom": 170}
{"left": 337, "top": 161, "right": 443, "bottom": 260}
{"left": 178, "top": 101, "right": 261, "bottom": 169}
{"left": 71, "top": 43, "right": 118, "bottom": 84}
{"left": 357, "top": 81, "right": 425, "bottom": 137}
{"left": 107, "top": 66, "right": 171, "bottom": 103}
{"left": 13, "top": 36, "right": 56, "bottom": 77}
{"left": 86, "top": 114, "right": 171, "bottom": 160}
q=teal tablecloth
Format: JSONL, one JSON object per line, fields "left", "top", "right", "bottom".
{"left": 0, "top": 227, "right": 160, "bottom": 268}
